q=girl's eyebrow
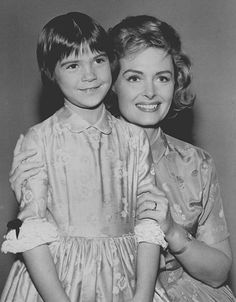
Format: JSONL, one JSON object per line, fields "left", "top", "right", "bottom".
{"left": 94, "top": 52, "right": 107, "bottom": 57}
{"left": 60, "top": 53, "right": 108, "bottom": 67}
{"left": 60, "top": 59, "right": 79, "bottom": 67}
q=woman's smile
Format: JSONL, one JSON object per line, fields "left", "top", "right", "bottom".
{"left": 136, "top": 102, "right": 161, "bottom": 112}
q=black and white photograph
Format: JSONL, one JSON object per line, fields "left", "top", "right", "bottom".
{"left": 0, "top": 1, "right": 236, "bottom": 301}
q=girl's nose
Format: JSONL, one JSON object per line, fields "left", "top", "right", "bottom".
{"left": 81, "top": 64, "right": 97, "bottom": 82}
{"left": 144, "top": 80, "right": 156, "bottom": 99}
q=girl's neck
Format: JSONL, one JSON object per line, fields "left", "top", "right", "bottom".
{"left": 65, "top": 100, "right": 103, "bottom": 125}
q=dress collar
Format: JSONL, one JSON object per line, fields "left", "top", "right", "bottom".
{"left": 151, "top": 129, "right": 169, "bottom": 164}
{"left": 57, "top": 101, "right": 112, "bottom": 134}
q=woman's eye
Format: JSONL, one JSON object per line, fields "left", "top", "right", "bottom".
{"left": 127, "top": 75, "right": 140, "bottom": 82}
{"left": 158, "top": 76, "right": 170, "bottom": 82}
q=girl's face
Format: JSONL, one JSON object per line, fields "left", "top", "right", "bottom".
{"left": 53, "top": 47, "right": 112, "bottom": 121}
{"left": 114, "top": 47, "right": 175, "bottom": 128}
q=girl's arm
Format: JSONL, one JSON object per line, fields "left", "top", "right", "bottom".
{"left": 23, "top": 245, "right": 70, "bottom": 302}
{"left": 4, "top": 131, "right": 69, "bottom": 300}
{"left": 134, "top": 130, "right": 165, "bottom": 301}
{"left": 133, "top": 243, "right": 160, "bottom": 302}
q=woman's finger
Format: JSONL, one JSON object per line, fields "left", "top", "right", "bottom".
{"left": 13, "top": 134, "right": 24, "bottom": 156}
{"left": 10, "top": 150, "right": 39, "bottom": 176}
{"left": 137, "top": 190, "right": 167, "bottom": 208}
{"left": 137, "top": 200, "right": 157, "bottom": 213}
{"left": 10, "top": 168, "right": 42, "bottom": 203}
{"left": 137, "top": 210, "right": 161, "bottom": 221}
{"left": 11, "top": 167, "right": 41, "bottom": 186}
{"left": 138, "top": 183, "right": 165, "bottom": 197}
{"left": 10, "top": 161, "right": 43, "bottom": 183}
{"left": 137, "top": 198, "right": 168, "bottom": 214}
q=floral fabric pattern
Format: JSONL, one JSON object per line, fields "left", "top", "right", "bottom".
{"left": 1, "top": 103, "right": 158, "bottom": 302}
{"left": 152, "top": 131, "right": 236, "bottom": 302}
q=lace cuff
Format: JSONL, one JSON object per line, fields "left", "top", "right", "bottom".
{"left": 1, "top": 218, "right": 59, "bottom": 254}
{"left": 134, "top": 219, "right": 168, "bottom": 249}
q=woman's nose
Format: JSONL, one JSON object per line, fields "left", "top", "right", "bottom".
{"left": 144, "top": 80, "right": 156, "bottom": 99}
{"left": 81, "top": 64, "right": 97, "bottom": 82}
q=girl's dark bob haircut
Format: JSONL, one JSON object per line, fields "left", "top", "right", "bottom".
{"left": 37, "top": 12, "right": 114, "bottom": 84}
{"left": 109, "top": 15, "right": 195, "bottom": 116}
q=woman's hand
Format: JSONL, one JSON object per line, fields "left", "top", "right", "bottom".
{"left": 9, "top": 134, "right": 43, "bottom": 202}
{"left": 137, "top": 183, "right": 175, "bottom": 235}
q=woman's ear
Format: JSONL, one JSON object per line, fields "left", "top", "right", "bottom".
{"left": 111, "top": 84, "right": 116, "bottom": 93}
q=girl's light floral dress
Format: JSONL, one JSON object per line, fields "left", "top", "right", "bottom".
{"left": 1, "top": 101, "right": 166, "bottom": 302}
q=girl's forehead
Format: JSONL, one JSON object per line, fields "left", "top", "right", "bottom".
{"left": 62, "top": 46, "right": 105, "bottom": 61}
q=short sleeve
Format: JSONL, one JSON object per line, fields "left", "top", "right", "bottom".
{"left": 196, "top": 156, "right": 229, "bottom": 245}
{"left": 1, "top": 130, "right": 59, "bottom": 254}
{"left": 137, "top": 129, "right": 156, "bottom": 187}
{"left": 134, "top": 219, "right": 167, "bottom": 249}
{"left": 134, "top": 130, "right": 167, "bottom": 248}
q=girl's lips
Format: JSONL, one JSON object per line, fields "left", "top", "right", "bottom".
{"left": 136, "top": 103, "right": 161, "bottom": 112}
{"left": 79, "top": 85, "right": 101, "bottom": 93}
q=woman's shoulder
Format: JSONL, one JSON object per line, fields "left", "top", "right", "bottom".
{"left": 165, "top": 133, "right": 213, "bottom": 163}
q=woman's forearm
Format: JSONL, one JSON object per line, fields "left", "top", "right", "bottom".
{"left": 166, "top": 224, "right": 232, "bottom": 287}
{"left": 23, "top": 244, "right": 70, "bottom": 302}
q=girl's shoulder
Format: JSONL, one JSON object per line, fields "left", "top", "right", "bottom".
{"left": 23, "top": 108, "right": 64, "bottom": 142}
{"left": 109, "top": 114, "right": 147, "bottom": 138}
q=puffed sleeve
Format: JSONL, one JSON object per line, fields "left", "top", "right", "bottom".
{"left": 196, "top": 154, "right": 230, "bottom": 245}
{"left": 1, "top": 129, "right": 59, "bottom": 254}
{"left": 134, "top": 130, "right": 167, "bottom": 249}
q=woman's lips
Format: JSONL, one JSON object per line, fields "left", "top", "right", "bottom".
{"left": 136, "top": 103, "right": 161, "bottom": 112}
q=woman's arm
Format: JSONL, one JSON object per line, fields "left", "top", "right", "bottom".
{"left": 23, "top": 245, "right": 70, "bottom": 302}
{"left": 137, "top": 183, "right": 232, "bottom": 288}
{"left": 165, "top": 223, "right": 232, "bottom": 288}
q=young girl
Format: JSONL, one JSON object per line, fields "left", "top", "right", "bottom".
{"left": 1, "top": 12, "right": 167, "bottom": 302}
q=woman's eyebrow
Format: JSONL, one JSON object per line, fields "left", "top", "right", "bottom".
{"left": 123, "top": 69, "right": 173, "bottom": 75}
{"left": 123, "top": 69, "right": 143, "bottom": 75}
{"left": 156, "top": 70, "right": 173, "bottom": 76}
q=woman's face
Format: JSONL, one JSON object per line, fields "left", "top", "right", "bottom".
{"left": 114, "top": 47, "right": 175, "bottom": 127}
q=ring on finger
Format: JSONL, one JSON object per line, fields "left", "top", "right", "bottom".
{"left": 152, "top": 201, "right": 158, "bottom": 211}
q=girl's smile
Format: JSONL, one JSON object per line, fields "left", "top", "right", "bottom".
{"left": 54, "top": 48, "right": 112, "bottom": 123}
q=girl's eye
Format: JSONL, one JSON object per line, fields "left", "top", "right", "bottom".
{"left": 127, "top": 75, "right": 140, "bottom": 82}
{"left": 95, "top": 56, "right": 107, "bottom": 64}
{"left": 66, "top": 63, "right": 79, "bottom": 70}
